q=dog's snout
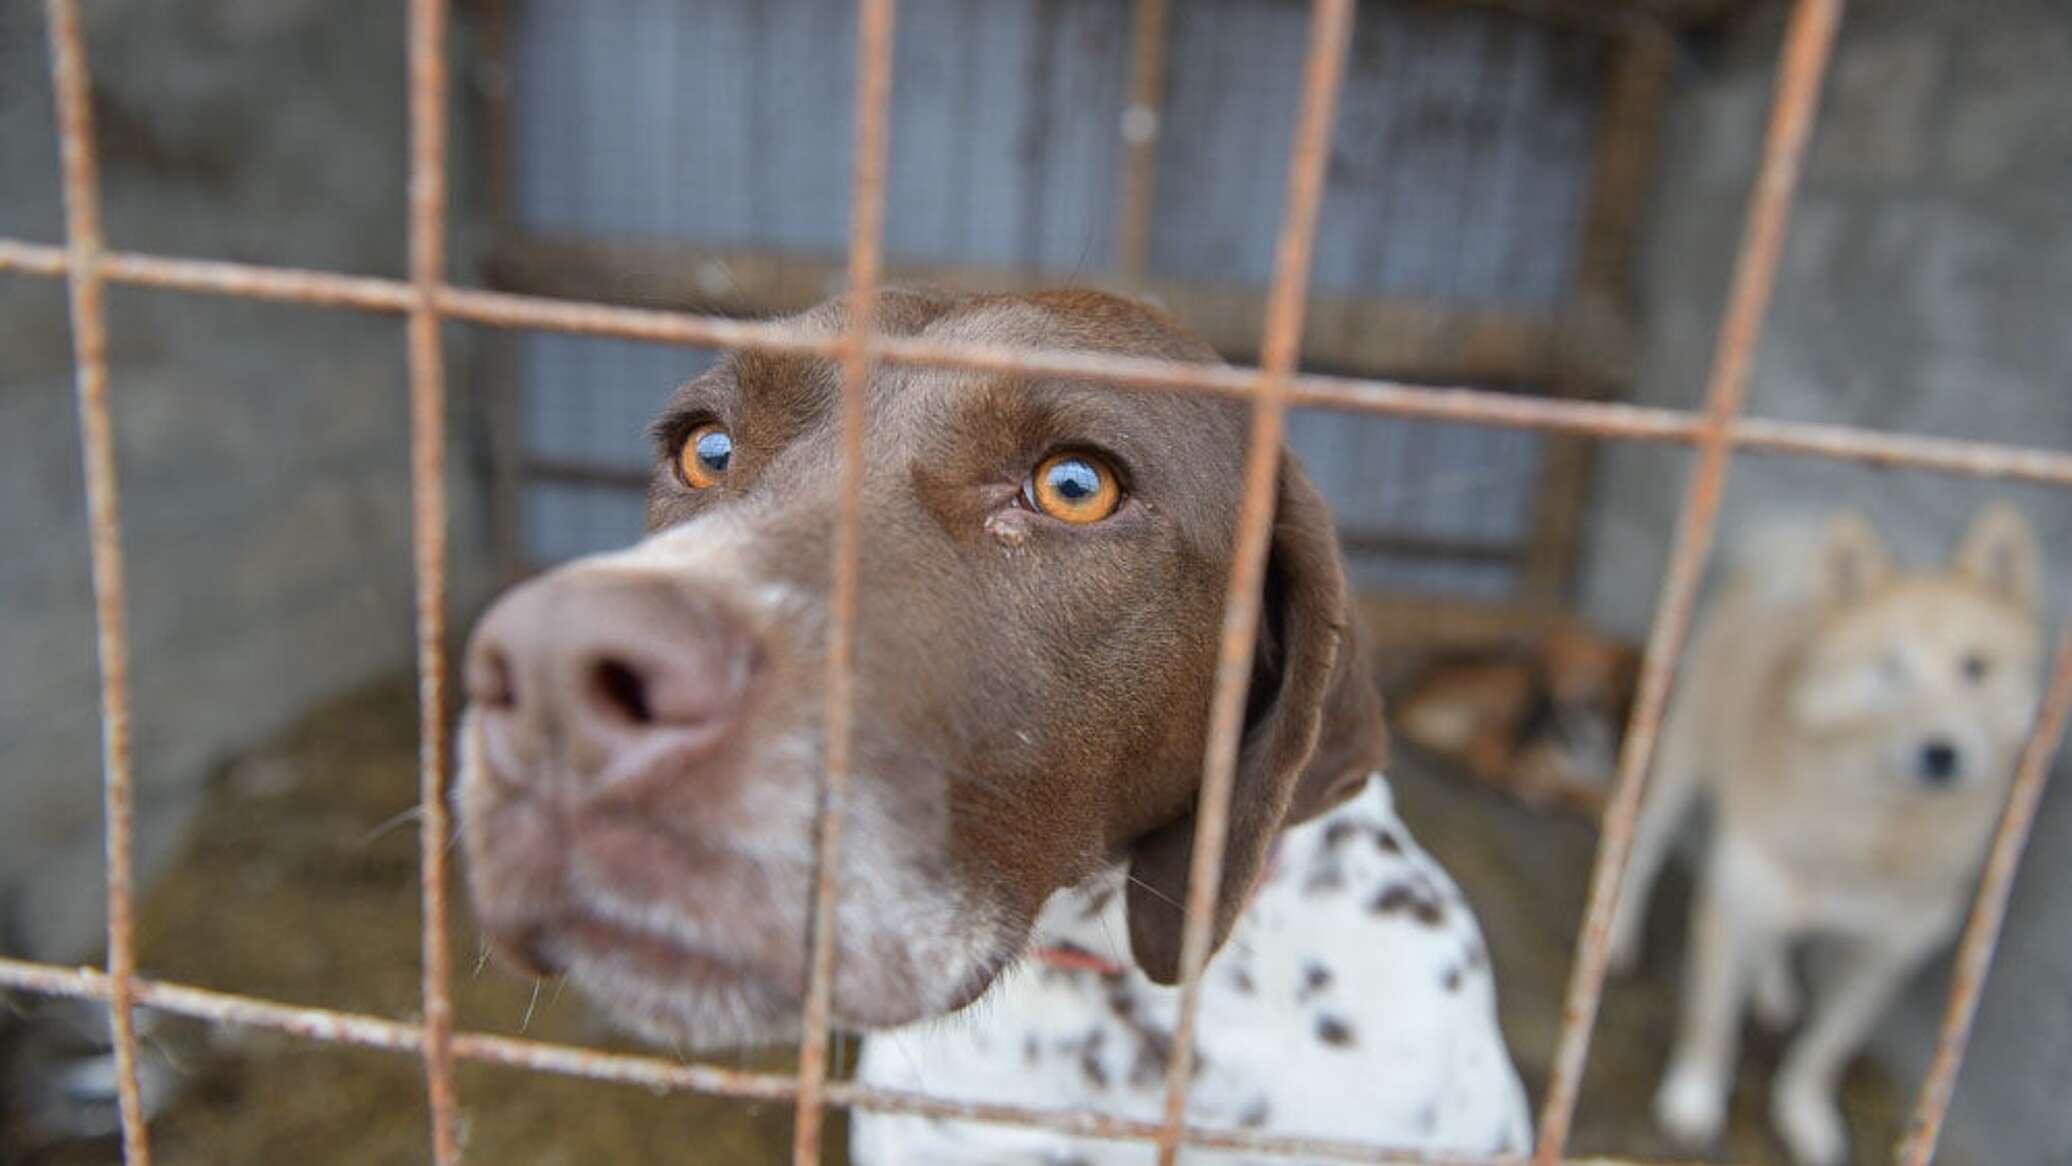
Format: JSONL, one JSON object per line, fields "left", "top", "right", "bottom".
{"left": 1917, "top": 738, "right": 1961, "bottom": 785}
{"left": 467, "top": 569, "right": 760, "bottom": 790}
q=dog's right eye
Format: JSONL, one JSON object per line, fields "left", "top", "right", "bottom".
{"left": 1025, "top": 451, "right": 1123, "bottom": 524}
{"left": 676, "top": 423, "right": 733, "bottom": 490}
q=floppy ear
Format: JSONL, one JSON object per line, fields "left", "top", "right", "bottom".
{"left": 1954, "top": 501, "right": 2040, "bottom": 610}
{"left": 1819, "top": 510, "right": 1893, "bottom": 603}
{"left": 1125, "top": 456, "right": 1386, "bottom": 985}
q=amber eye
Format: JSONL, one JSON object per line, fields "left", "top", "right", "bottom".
{"left": 676, "top": 423, "right": 732, "bottom": 489}
{"left": 1025, "top": 451, "right": 1123, "bottom": 524}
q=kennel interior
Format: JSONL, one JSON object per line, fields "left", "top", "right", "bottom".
{"left": 2, "top": 0, "right": 2070, "bottom": 1164}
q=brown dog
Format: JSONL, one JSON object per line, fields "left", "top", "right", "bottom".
{"left": 457, "top": 289, "right": 1391, "bottom": 1049}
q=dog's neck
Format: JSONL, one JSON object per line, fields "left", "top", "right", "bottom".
{"left": 1027, "top": 869, "right": 1143, "bottom": 981}
{"left": 1023, "top": 784, "right": 1350, "bottom": 982}
{"left": 1025, "top": 866, "right": 1135, "bottom": 977}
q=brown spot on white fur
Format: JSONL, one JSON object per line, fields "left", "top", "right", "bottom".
{"left": 1369, "top": 883, "right": 1446, "bottom": 927}
{"left": 1316, "top": 1016, "right": 1356, "bottom": 1049}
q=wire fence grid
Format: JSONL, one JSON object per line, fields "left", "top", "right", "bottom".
{"left": 1, "top": 0, "right": 2068, "bottom": 1164}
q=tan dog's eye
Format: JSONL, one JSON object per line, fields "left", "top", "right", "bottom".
{"left": 1963, "top": 652, "right": 1991, "bottom": 683}
{"left": 677, "top": 423, "right": 733, "bottom": 489}
{"left": 1025, "top": 452, "right": 1122, "bottom": 524}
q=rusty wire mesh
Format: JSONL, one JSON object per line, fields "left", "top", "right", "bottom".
{"left": 2, "top": 0, "right": 2069, "bottom": 1163}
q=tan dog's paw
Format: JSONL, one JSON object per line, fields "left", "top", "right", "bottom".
{"left": 1772, "top": 1077, "right": 1848, "bottom": 1166}
{"left": 1654, "top": 1061, "right": 1726, "bottom": 1148}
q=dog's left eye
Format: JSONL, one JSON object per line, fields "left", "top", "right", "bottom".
{"left": 676, "top": 423, "right": 733, "bottom": 490}
{"left": 1962, "top": 653, "right": 1991, "bottom": 683}
{"left": 1023, "top": 451, "right": 1123, "bottom": 524}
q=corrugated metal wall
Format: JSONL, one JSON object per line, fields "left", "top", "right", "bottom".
{"left": 509, "top": 0, "right": 1607, "bottom": 597}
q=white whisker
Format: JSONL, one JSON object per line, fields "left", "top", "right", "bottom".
{"left": 356, "top": 805, "right": 424, "bottom": 848}
{"left": 521, "top": 979, "right": 543, "bottom": 1032}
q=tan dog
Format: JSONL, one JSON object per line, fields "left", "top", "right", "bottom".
{"left": 1608, "top": 504, "right": 2046, "bottom": 1166}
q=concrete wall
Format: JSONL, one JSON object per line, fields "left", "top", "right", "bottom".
{"left": 0, "top": 0, "right": 490, "bottom": 964}
{"left": 1582, "top": 2, "right": 2072, "bottom": 1162}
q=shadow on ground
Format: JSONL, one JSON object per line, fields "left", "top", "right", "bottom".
{"left": 8, "top": 677, "right": 1933, "bottom": 1165}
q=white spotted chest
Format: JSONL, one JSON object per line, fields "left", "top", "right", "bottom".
{"left": 851, "top": 774, "right": 1531, "bottom": 1164}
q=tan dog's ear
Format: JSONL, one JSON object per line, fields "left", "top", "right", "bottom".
{"left": 1955, "top": 502, "right": 2041, "bottom": 610}
{"left": 1125, "top": 456, "right": 1385, "bottom": 985}
{"left": 1820, "top": 510, "right": 1893, "bottom": 602}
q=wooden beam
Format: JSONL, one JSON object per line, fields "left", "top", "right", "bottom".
{"left": 1563, "top": 23, "right": 1672, "bottom": 382}
{"left": 1639, "top": 0, "right": 1760, "bottom": 29}
{"left": 464, "top": 0, "right": 528, "bottom": 584}
{"left": 1339, "top": 529, "right": 1524, "bottom": 566}
{"left": 1357, "top": 593, "right": 1569, "bottom": 655}
{"left": 1117, "top": 0, "right": 1171, "bottom": 282}
{"left": 1412, "top": 0, "right": 1746, "bottom": 33}
{"left": 525, "top": 457, "right": 651, "bottom": 492}
{"left": 1521, "top": 23, "right": 1673, "bottom": 603}
{"left": 485, "top": 234, "right": 1608, "bottom": 387}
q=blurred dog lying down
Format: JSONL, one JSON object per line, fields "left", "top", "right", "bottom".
{"left": 1610, "top": 504, "right": 2046, "bottom": 1166}
{"left": 1394, "top": 620, "right": 1639, "bottom": 815}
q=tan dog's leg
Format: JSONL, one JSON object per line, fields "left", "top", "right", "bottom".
{"left": 1771, "top": 923, "right": 1944, "bottom": 1166}
{"left": 1654, "top": 836, "right": 1784, "bottom": 1148}
{"left": 1609, "top": 695, "right": 1705, "bottom": 973}
{"left": 1751, "top": 939, "right": 1802, "bottom": 1030}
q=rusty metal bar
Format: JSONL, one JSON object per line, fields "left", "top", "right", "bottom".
{"left": 1895, "top": 632, "right": 2072, "bottom": 1166}
{"left": 437, "top": 284, "right": 835, "bottom": 353}
{"left": 485, "top": 231, "right": 1582, "bottom": 385}
{"left": 873, "top": 334, "right": 1694, "bottom": 440}
{"left": 41, "top": 2, "right": 150, "bottom": 1161}
{"left": 1117, "top": 0, "right": 1170, "bottom": 281}
{"left": 1154, "top": 2, "right": 1355, "bottom": 1163}
{"left": 9, "top": 238, "right": 2072, "bottom": 489}
{"left": 0, "top": 955, "right": 1753, "bottom": 1166}
{"left": 0, "top": 237, "right": 69, "bottom": 276}
{"left": 107, "top": 251, "right": 419, "bottom": 311}
{"left": 1533, "top": 1, "right": 1846, "bottom": 1160}
{"left": 405, "top": 0, "right": 461, "bottom": 1160}
{"left": 790, "top": 0, "right": 897, "bottom": 1161}
{"left": 0, "top": 239, "right": 418, "bottom": 309}
{"left": 1726, "top": 415, "right": 2072, "bottom": 483}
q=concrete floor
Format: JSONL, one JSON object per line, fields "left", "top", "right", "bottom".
{"left": 6, "top": 678, "right": 1925, "bottom": 1165}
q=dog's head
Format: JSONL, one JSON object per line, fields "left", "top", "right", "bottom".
{"left": 1789, "top": 503, "right": 2046, "bottom": 792}
{"left": 456, "top": 290, "right": 1386, "bottom": 1048}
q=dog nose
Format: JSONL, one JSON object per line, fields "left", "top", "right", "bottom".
{"left": 1918, "top": 738, "right": 1961, "bottom": 785}
{"left": 466, "top": 569, "right": 759, "bottom": 790}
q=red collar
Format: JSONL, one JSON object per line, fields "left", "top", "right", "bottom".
{"left": 1030, "top": 842, "right": 1284, "bottom": 979}
{"left": 1032, "top": 943, "right": 1130, "bottom": 977}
